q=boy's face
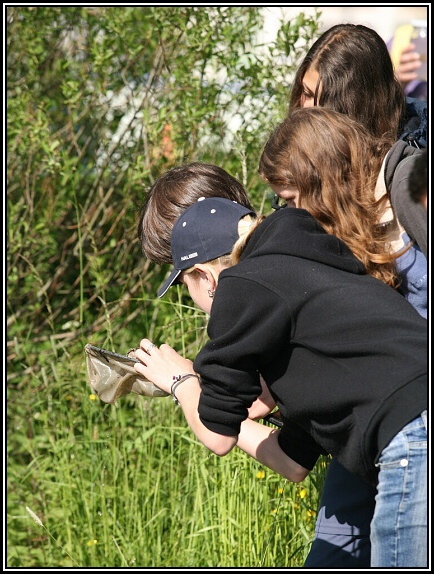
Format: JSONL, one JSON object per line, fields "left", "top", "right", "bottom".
{"left": 179, "top": 260, "right": 229, "bottom": 315}
{"left": 180, "top": 271, "right": 213, "bottom": 314}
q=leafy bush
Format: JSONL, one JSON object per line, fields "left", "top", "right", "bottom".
{"left": 7, "top": 6, "right": 319, "bottom": 353}
{"left": 7, "top": 6, "right": 324, "bottom": 567}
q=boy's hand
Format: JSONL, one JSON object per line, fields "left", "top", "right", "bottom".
{"left": 134, "top": 339, "right": 195, "bottom": 394}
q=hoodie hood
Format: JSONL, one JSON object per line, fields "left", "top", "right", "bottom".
{"left": 240, "top": 208, "right": 366, "bottom": 275}
{"left": 383, "top": 139, "right": 421, "bottom": 192}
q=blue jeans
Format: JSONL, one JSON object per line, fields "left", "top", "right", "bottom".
{"left": 371, "top": 411, "right": 427, "bottom": 567}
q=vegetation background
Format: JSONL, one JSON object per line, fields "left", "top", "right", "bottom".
{"left": 6, "top": 6, "right": 331, "bottom": 567}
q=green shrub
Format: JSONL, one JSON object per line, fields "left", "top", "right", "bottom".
{"left": 7, "top": 6, "right": 325, "bottom": 567}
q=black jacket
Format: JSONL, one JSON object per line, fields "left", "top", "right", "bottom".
{"left": 401, "top": 96, "right": 427, "bottom": 148}
{"left": 194, "top": 208, "right": 427, "bottom": 486}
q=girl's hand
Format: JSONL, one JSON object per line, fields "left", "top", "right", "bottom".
{"left": 134, "top": 339, "right": 195, "bottom": 394}
{"left": 247, "top": 375, "right": 276, "bottom": 420}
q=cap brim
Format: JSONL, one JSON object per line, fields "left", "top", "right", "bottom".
{"left": 157, "top": 268, "right": 182, "bottom": 298}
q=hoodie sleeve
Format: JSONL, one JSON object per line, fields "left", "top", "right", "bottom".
{"left": 278, "top": 417, "right": 327, "bottom": 470}
{"left": 194, "top": 276, "right": 293, "bottom": 437}
{"left": 390, "top": 153, "right": 427, "bottom": 258}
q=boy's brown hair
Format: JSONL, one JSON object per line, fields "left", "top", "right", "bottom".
{"left": 138, "top": 162, "right": 253, "bottom": 264}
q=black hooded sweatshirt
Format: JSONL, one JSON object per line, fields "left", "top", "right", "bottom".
{"left": 193, "top": 208, "right": 427, "bottom": 486}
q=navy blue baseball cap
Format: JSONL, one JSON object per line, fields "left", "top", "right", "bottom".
{"left": 157, "top": 197, "right": 256, "bottom": 297}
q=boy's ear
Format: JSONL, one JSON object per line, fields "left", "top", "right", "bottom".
{"left": 193, "top": 263, "right": 219, "bottom": 290}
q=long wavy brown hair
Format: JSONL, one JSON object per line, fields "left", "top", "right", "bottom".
{"left": 259, "top": 107, "right": 403, "bottom": 288}
{"left": 289, "top": 23, "right": 406, "bottom": 141}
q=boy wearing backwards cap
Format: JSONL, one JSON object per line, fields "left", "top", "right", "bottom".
{"left": 134, "top": 193, "right": 427, "bottom": 568}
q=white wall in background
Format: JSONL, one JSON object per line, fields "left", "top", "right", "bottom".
{"left": 261, "top": 5, "right": 428, "bottom": 46}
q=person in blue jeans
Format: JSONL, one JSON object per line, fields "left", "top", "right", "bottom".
{"left": 279, "top": 23, "right": 427, "bottom": 567}
{"left": 259, "top": 106, "right": 427, "bottom": 567}
{"left": 134, "top": 194, "right": 427, "bottom": 567}
{"left": 137, "top": 23, "right": 427, "bottom": 567}
{"left": 371, "top": 409, "right": 427, "bottom": 566}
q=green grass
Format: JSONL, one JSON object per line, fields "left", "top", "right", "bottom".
{"left": 6, "top": 7, "right": 326, "bottom": 566}
{"left": 7, "top": 324, "right": 329, "bottom": 567}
